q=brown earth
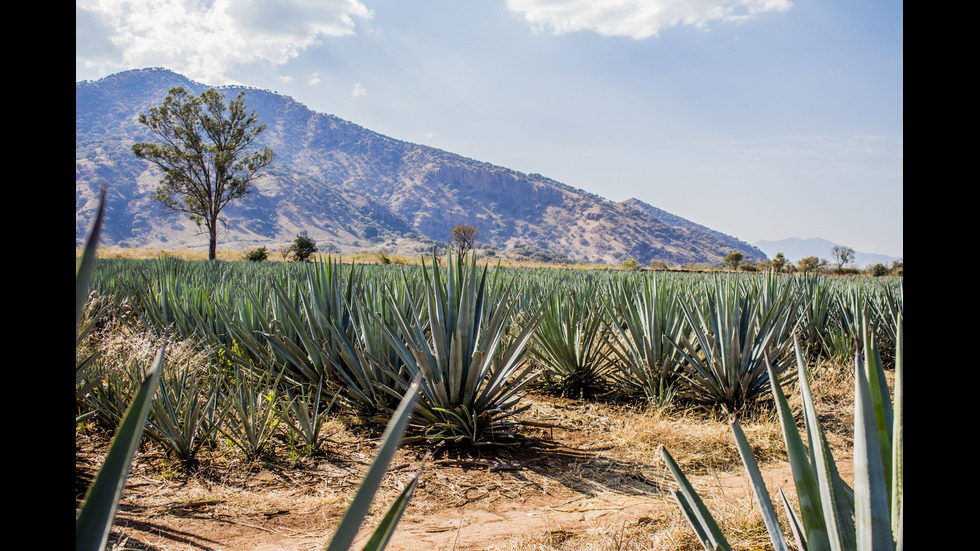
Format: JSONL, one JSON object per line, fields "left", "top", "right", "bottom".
{"left": 76, "top": 391, "right": 854, "bottom": 551}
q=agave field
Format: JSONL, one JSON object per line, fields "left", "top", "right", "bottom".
{"left": 77, "top": 249, "right": 902, "bottom": 550}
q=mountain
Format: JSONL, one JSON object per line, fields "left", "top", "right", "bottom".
{"left": 753, "top": 237, "right": 900, "bottom": 269}
{"left": 621, "top": 198, "right": 762, "bottom": 262}
{"left": 76, "top": 68, "right": 766, "bottom": 265}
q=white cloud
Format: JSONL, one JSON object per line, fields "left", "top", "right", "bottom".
{"left": 309, "top": 73, "right": 322, "bottom": 86}
{"left": 352, "top": 82, "right": 367, "bottom": 96}
{"left": 504, "top": 0, "right": 791, "bottom": 39}
{"left": 75, "top": 0, "right": 372, "bottom": 84}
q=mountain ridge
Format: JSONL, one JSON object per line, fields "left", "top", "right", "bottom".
{"left": 76, "top": 68, "right": 767, "bottom": 265}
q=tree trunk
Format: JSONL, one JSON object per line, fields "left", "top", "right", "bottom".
{"left": 208, "top": 218, "right": 218, "bottom": 260}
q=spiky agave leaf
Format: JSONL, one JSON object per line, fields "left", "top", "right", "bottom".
{"left": 323, "top": 377, "right": 422, "bottom": 551}
{"left": 665, "top": 321, "right": 903, "bottom": 551}
{"left": 76, "top": 343, "right": 165, "bottom": 551}
{"left": 658, "top": 444, "right": 732, "bottom": 551}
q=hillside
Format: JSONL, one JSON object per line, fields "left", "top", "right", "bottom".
{"left": 76, "top": 68, "right": 766, "bottom": 265}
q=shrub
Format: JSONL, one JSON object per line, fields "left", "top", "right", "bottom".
{"left": 512, "top": 243, "right": 575, "bottom": 264}
{"left": 244, "top": 246, "right": 269, "bottom": 262}
{"left": 890, "top": 259, "right": 903, "bottom": 276}
{"left": 869, "top": 263, "right": 889, "bottom": 277}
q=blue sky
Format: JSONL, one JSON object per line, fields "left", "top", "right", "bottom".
{"left": 76, "top": 0, "right": 903, "bottom": 259}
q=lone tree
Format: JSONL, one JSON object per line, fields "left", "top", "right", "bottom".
{"left": 291, "top": 234, "right": 318, "bottom": 262}
{"left": 723, "top": 251, "right": 744, "bottom": 271}
{"left": 133, "top": 87, "right": 275, "bottom": 260}
{"left": 449, "top": 224, "right": 479, "bottom": 257}
{"left": 771, "top": 252, "right": 787, "bottom": 273}
{"left": 830, "top": 245, "right": 856, "bottom": 274}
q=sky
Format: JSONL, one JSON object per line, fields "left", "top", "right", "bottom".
{"left": 76, "top": 0, "right": 903, "bottom": 259}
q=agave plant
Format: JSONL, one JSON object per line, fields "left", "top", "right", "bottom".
{"left": 379, "top": 253, "right": 544, "bottom": 443}
{"left": 673, "top": 275, "right": 800, "bottom": 412}
{"left": 660, "top": 316, "right": 903, "bottom": 551}
{"left": 530, "top": 283, "right": 613, "bottom": 397}
{"left": 794, "top": 273, "right": 842, "bottom": 360}
{"left": 219, "top": 367, "right": 282, "bottom": 459}
{"left": 143, "top": 362, "right": 225, "bottom": 467}
{"left": 606, "top": 275, "right": 687, "bottom": 405}
{"left": 327, "top": 278, "right": 416, "bottom": 417}
{"left": 279, "top": 377, "right": 338, "bottom": 455}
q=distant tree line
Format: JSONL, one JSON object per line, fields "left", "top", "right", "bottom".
{"left": 713, "top": 247, "right": 902, "bottom": 276}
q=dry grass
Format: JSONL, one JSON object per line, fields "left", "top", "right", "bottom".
{"left": 83, "top": 245, "right": 241, "bottom": 262}
{"left": 77, "top": 304, "right": 213, "bottom": 379}
{"left": 608, "top": 404, "right": 786, "bottom": 474}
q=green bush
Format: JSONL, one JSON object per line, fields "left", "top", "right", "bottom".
{"left": 621, "top": 258, "right": 641, "bottom": 270}
{"left": 291, "top": 234, "right": 318, "bottom": 262}
{"left": 244, "top": 246, "right": 269, "bottom": 262}
{"left": 869, "top": 263, "right": 889, "bottom": 277}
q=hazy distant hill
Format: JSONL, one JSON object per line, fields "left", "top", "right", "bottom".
{"left": 76, "top": 68, "right": 766, "bottom": 265}
{"left": 753, "top": 237, "right": 900, "bottom": 269}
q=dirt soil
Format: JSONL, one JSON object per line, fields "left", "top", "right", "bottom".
{"left": 76, "top": 394, "right": 850, "bottom": 551}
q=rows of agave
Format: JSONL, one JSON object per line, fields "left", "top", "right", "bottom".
{"left": 82, "top": 254, "right": 902, "bottom": 439}
{"left": 77, "top": 194, "right": 425, "bottom": 551}
{"left": 80, "top": 200, "right": 903, "bottom": 551}
{"left": 82, "top": 251, "right": 547, "bottom": 445}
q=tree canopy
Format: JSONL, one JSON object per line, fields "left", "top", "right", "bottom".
{"left": 771, "top": 252, "right": 787, "bottom": 273}
{"left": 449, "top": 224, "right": 479, "bottom": 256}
{"left": 132, "top": 87, "right": 275, "bottom": 260}
{"left": 723, "top": 251, "right": 744, "bottom": 271}
{"left": 830, "top": 245, "right": 856, "bottom": 274}
{"left": 797, "top": 256, "right": 821, "bottom": 273}
{"left": 291, "top": 234, "right": 318, "bottom": 262}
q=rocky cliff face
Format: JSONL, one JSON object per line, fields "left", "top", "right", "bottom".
{"left": 76, "top": 68, "right": 766, "bottom": 265}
